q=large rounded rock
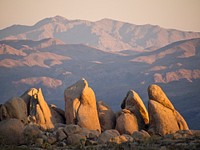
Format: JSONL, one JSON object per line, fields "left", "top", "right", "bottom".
{"left": 148, "top": 84, "right": 189, "bottom": 136}
{"left": 64, "top": 78, "right": 101, "bottom": 132}
{"left": 97, "top": 101, "right": 116, "bottom": 132}
{"left": 121, "top": 90, "right": 149, "bottom": 129}
{"left": 0, "top": 118, "right": 25, "bottom": 145}
{"left": 0, "top": 97, "right": 27, "bottom": 123}
{"left": 98, "top": 129, "right": 120, "bottom": 144}
{"left": 115, "top": 109, "right": 138, "bottom": 135}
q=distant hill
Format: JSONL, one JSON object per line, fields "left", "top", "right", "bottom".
{"left": 0, "top": 37, "right": 200, "bottom": 129}
{"left": 1, "top": 16, "right": 200, "bottom": 52}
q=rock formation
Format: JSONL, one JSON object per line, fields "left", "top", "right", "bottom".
{"left": 64, "top": 78, "right": 101, "bottom": 132}
{"left": 97, "top": 101, "right": 116, "bottom": 131}
{"left": 20, "top": 88, "right": 55, "bottom": 129}
{"left": 0, "top": 79, "right": 194, "bottom": 149}
{"left": 121, "top": 90, "right": 149, "bottom": 129}
{"left": 148, "top": 84, "right": 189, "bottom": 136}
{"left": 0, "top": 97, "right": 27, "bottom": 123}
{"left": 115, "top": 109, "right": 138, "bottom": 135}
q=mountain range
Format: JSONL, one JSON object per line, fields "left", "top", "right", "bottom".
{"left": 0, "top": 16, "right": 200, "bottom": 129}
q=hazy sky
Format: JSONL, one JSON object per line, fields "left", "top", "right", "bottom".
{"left": 0, "top": 0, "right": 200, "bottom": 32}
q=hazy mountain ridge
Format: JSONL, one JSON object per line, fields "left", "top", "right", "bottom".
{"left": 1, "top": 16, "right": 200, "bottom": 52}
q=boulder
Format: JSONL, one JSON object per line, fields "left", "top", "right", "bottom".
{"left": 97, "top": 101, "right": 116, "bottom": 131}
{"left": 148, "top": 84, "right": 189, "bottom": 136}
{"left": 64, "top": 78, "right": 101, "bottom": 132}
{"left": 121, "top": 90, "right": 149, "bottom": 129}
{"left": 23, "top": 124, "right": 43, "bottom": 144}
{"left": 0, "top": 97, "right": 27, "bottom": 123}
{"left": 98, "top": 129, "right": 120, "bottom": 144}
{"left": 0, "top": 118, "right": 25, "bottom": 145}
{"left": 115, "top": 109, "right": 138, "bottom": 135}
{"left": 49, "top": 104, "right": 65, "bottom": 124}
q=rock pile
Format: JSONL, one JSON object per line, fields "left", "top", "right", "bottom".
{"left": 0, "top": 78, "right": 198, "bottom": 150}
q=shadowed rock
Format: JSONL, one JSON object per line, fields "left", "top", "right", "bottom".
{"left": 0, "top": 97, "right": 27, "bottom": 123}
{"left": 148, "top": 84, "right": 189, "bottom": 136}
{"left": 97, "top": 101, "right": 116, "bottom": 132}
{"left": 64, "top": 78, "right": 101, "bottom": 132}
{"left": 121, "top": 90, "right": 149, "bottom": 129}
{"left": 115, "top": 109, "right": 138, "bottom": 135}
{"left": 0, "top": 118, "right": 25, "bottom": 145}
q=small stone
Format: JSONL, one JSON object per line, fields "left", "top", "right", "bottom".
{"left": 132, "top": 130, "right": 150, "bottom": 141}
{"left": 109, "top": 134, "right": 133, "bottom": 144}
{"left": 82, "top": 128, "right": 100, "bottom": 139}
{"left": 47, "top": 136, "right": 57, "bottom": 144}
{"left": 98, "top": 129, "right": 120, "bottom": 144}
{"left": 57, "top": 141, "right": 66, "bottom": 147}
{"left": 67, "top": 134, "right": 86, "bottom": 146}
{"left": 85, "top": 139, "right": 98, "bottom": 146}
{"left": 35, "top": 138, "right": 44, "bottom": 147}
{"left": 56, "top": 129, "right": 67, "bottom": 141}
{"left": 64, "top": 124, "right": 82, "bottom": 135}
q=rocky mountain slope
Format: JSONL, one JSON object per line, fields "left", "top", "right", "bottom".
{"left": 0, "top": 37, "right": 200, "bottom": 129}
{"left": 1, "top": 16, "right": 200, "bottom": 52}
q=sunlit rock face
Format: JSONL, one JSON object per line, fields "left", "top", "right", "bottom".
{"left": 121, "top": 90, "right": 149, "bottom": 130}
{"left": 20, "top": 88, "right": 65, "bottom": 130}
{"left": 148, "top": 84, "right": 189, "bottom": 136}
{"left": 64, "top": 78, "right": 101, "bottom": 132}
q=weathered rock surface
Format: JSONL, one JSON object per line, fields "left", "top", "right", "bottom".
{"left": 49, "top": 104, "right": 65, "bottom": 124}
{"left": 148, "top": 84, "right": 189, "bottom": 136}
{"left": 97, "top": 101, "right": 116, "bottom": 131}
{"left": 115, "top": 109, "right": 138, "bottom": 135}
{"left": 98, "top": 129, "right": 120, "bottom": 144}
{"left": 0, "top": 97, "right": 27, "bottom": 123}
{"left": 64, "top": 78, "right": 101, "bottom": 132}
{"left": 0, "top": 118, "right": 25, "bottom": 145}
{"left": 121, "top": 90, "right": 149, "bottom": 129}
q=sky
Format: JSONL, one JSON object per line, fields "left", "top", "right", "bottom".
{"left": 0, "top": 0, "right": 200, "bottom": 32}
